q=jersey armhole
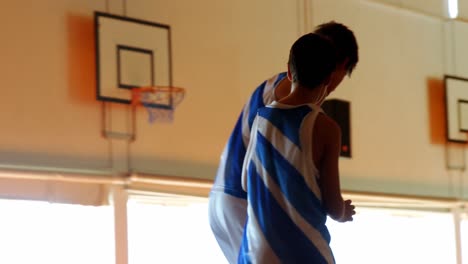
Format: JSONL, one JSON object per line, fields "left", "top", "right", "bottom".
{"left": 302, "top": 109, "right": 323, "bottom": 178}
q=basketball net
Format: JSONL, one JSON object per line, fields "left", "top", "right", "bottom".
{"left": 131, "top": 86, "right": 186, "bottom": 123}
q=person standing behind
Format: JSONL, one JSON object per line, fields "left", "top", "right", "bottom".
{"left": 238, "top": 32, "right": 354, "bottom": 264}
{"left": 208, "top": 21, "right": 359, "bottom": 264}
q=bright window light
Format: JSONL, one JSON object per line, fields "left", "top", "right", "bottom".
{"left": 128, "top": 194, "right": 465, "bottom": 264}
{"left": 462, "top": 213, "right": 468, "bottom": 264}
{"left": 0, "top": 199, "right": 115, "bottom": 264}
{"left": 327, "top": 207, "right": 457, "bottom": 264}
{"left": 448, "top": 0, "right": 459, "bottom": 19}
{"left": 127, "top": 194, "right": 227, "bottom": 264}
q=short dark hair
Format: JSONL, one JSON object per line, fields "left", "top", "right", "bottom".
{"left": 287, "top": 33, "right": 337, "bottom": 90}
{"left": 314, "top": 21, "right": 359, "bottom": 75}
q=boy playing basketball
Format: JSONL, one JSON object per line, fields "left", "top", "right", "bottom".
{"left": 238, "top": 32, "right": 353, "bottom": 264}
{"left": 209, "top": 22, "right": 359, "bottom": 264}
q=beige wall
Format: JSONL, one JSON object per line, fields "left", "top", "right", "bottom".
{"left": 0, "top": 0, "right": 467, "bottom": 199}
{"left": 310, "top": 0, "right": 468, "bottom": 199}
{"left": 0, "top": 0, "right": 299, "bottom": 176}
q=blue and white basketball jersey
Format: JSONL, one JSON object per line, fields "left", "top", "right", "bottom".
{"left": 212, "top": 72, "right": 287, "bottom": 199}
{"left": 239, "top": 102, "right": 334, "bottom": 264}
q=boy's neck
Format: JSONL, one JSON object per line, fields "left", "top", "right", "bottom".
{"left": 278, "top": 83, "right": 325, "bottom": 106}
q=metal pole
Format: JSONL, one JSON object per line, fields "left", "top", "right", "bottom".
{"left": 452, "top": 205, "right": 463, "bottom": 264}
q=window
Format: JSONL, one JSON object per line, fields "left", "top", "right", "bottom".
{"left": 126, "top": 192, "right": 466, "bottom": 264}
{"left": 127, "top": 193, "right": 227, "bottom": 264}
{"left": 461, "top": 212, "right": 468, "bottom": 264}
{"left": 328, "top": 207, "right": 457, "bottom": 264}
{"left": 0, "top": 181, "right": 466, "bottom": 264}
{"left": 0, "top": 199, "right": 115, "bottom": 264}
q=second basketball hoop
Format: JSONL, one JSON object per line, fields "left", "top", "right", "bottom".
{"left": 131, "top": 86, "right": 186, "bottom": 123}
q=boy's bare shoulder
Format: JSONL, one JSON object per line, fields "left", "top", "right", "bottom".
{"left": 315, "top": 112, "right": 341, "bottom": 141}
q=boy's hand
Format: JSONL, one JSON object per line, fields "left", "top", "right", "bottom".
{"left": 339, "top": 199, "right": 355, "bottom": 222}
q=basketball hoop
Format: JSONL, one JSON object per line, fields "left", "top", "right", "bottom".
{"left": 131, "top": 86, "right": 186, "bottom": 123}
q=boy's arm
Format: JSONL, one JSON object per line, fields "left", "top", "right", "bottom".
{"left": 315, "top": 114, "right": 355, "bottom": 222}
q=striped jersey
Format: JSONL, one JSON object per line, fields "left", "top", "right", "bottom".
{"left": 212, "top": 72, "right": 288, "bottom": 199}
{"left": 239, "top": 101, "right": 334, "bottom": 264}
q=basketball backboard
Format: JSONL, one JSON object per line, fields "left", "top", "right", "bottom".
{"left": 444, "top": 75, "right": 468, "bottom": 143}
{"left": 94, "top": 12, "right": 172, "bottom": 104}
